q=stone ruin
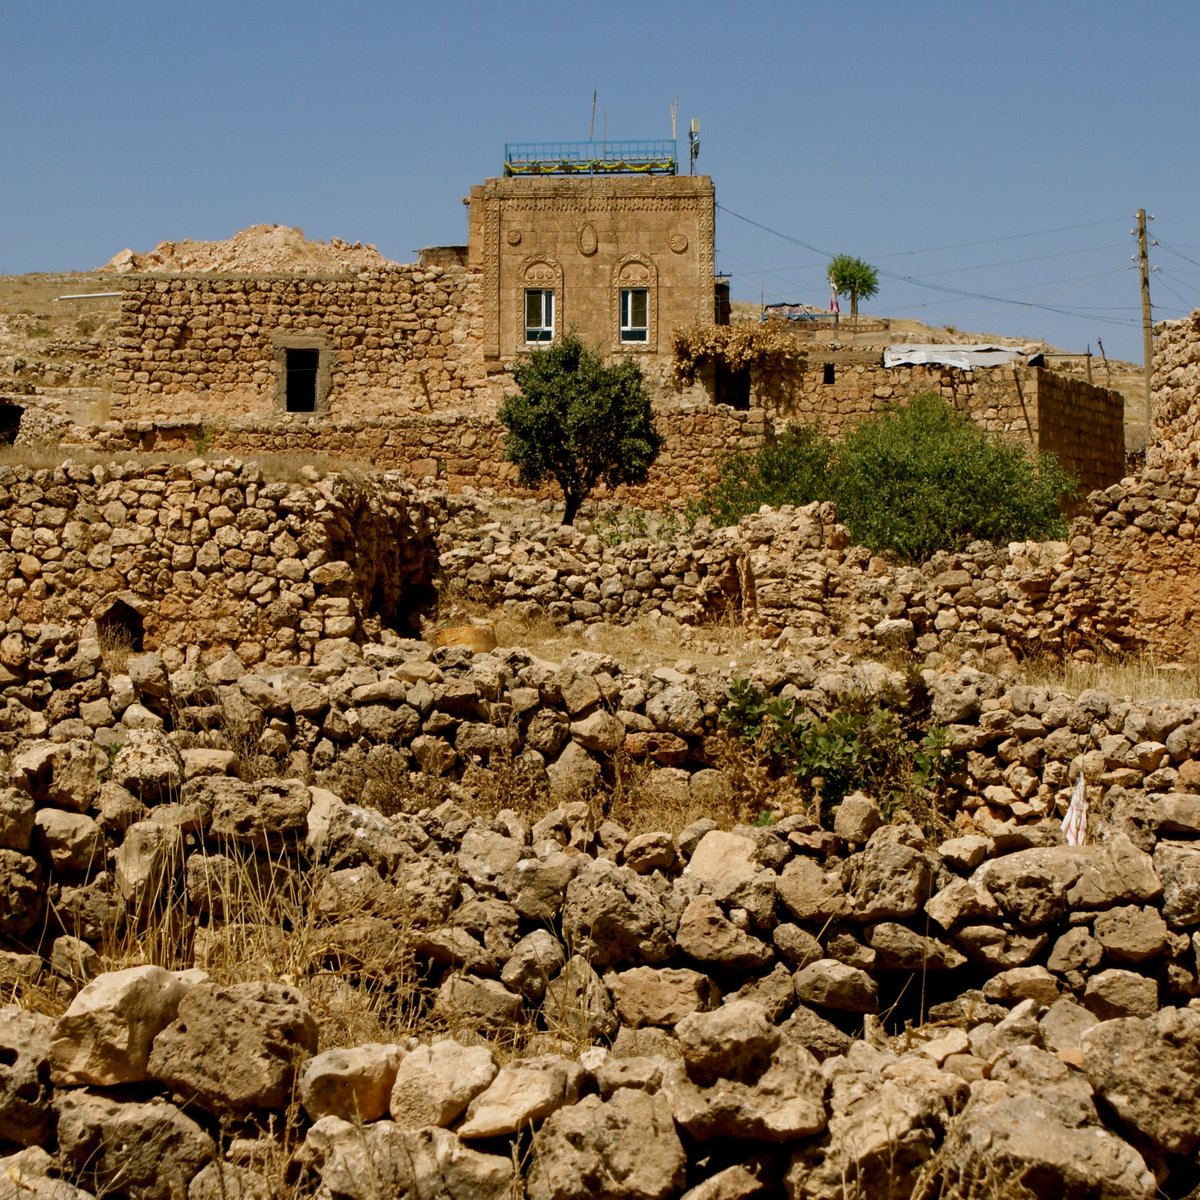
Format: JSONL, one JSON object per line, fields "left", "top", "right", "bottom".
{"left": 0, "top": 439, "right": 1198, "bottom": 1196}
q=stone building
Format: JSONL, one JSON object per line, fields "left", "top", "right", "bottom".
{"left": 466, "top": 140, "right": 717, "bottom": 386}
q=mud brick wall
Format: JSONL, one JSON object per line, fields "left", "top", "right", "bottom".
{"left": 106, "top": 268, "right": 491, "bottom": 421}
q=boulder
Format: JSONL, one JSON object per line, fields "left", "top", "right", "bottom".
{"left": 528, "top": 1089, "right": 686, "bottom": 1200}
{"left": 50, "top": 964, "right": 187, "bottom": 1087}
{"left": 148, "top": 980, "right": 318, "bottom": 1114}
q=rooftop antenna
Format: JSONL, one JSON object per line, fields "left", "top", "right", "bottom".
{"left": 670, "top": 97, "right": 678, "bottom": 140}
{"left": 589, "top": 90, "right": 597, "bottom": 140}
{"left": 688, "top": 117, "right": 700, "bottom": 174}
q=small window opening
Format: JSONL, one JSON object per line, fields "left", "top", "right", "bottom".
{"left": 524, "top": 289, "right": 554, "bottom": 343}
{"left": 823, "top": 363, "right": 836, "bottom": 385}
{"left": 620, "top": 288, "right": 649, "bottom": 343}
{"left": 285, "top": 348, "right": 320, "bottom": 412}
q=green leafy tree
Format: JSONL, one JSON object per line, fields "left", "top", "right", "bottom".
{"left": 687, "top": 424, "right": 833, "bottom": 527}
{"left": 828, "top": 254, "right": 880, "bottom": 318}
{"left": 692, "top": 393, "right": 1078, "bottom": 562}
{"left": 831, "top": 393, "right": 1078, "bottom": 561}
{"left": 499, "top": 332, "right": 662, "bottom": 525}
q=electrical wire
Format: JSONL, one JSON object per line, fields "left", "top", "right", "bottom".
{"left": 717, "top": 204, "right": 1137, "bottom": 328}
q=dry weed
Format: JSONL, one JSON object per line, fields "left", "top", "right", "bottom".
{"left": 1012, "top": 645, "right": 1200, "bottom": 702}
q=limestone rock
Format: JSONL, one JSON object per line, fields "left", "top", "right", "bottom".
{"left": 675, "top": 894, "right": 774, "bottom": 971}
{"left": 561, "top": 858, "right": 673, "bottom": 968}
{"left": 0, "top": 1006, "right": 55, "bottom": 1146}
{"left": 922, "top": 1093, "right": 1155, "bottom": 1200}
{"left": 307, "top": 1118, "right": 513, "bottom": 1200}
{"left": 608, "top": 966, "right": 719, "bottom": 1028}
{"left": 148, "top": 980, "right": 318, "bottom": 1114}
{"left": 55, "top": 1091, "right": 214, "bottom": 1200}
{"left": 528, "top": 1089, "right": 686, "bottom": 1200}
{"left": 458, "top": 1055, "right": 583, "bottom": 1138}
{"left": 49, "top": 964, "right": 187, "bottom": 1087}
{"left": 299, "top": 1042, "right": 406, "bottom": 1122}
{"left": 793, "top": 959, "right": 879, "bottom": 1013}
{"left": 1084, "top": 1006, "right": 1200, "bottom": 1156}
{"left": 389, "top": 1038, "right": 497, "bottom": 1129}
{"left": 109, "top": 728, "right": 186, "bottom": 803}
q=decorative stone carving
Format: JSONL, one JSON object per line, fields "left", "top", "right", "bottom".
{"left": 578, "top": 223, "right": 598, "bottom": 257}
{"left": 670, "top": 233, "right": 688, "bottom": 254}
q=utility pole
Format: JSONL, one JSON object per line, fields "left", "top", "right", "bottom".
{"left": 1136, "top": 209, "right": 1154, "bottom": 446}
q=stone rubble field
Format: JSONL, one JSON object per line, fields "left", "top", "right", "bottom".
{"left": 0, "top": 472, "right": 1199, "bottom": 1198}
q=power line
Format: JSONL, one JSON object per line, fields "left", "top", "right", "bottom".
{"left": 716, "top": 204, "right": 1135, "bottom": 327}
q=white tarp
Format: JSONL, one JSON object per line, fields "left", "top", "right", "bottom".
{"left": 883, "top": 343, "right": 1035, "bottom": 370}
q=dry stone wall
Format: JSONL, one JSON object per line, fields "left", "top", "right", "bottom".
{"left": 1149, "top": 310, "right": 1200, "bottom": 470}
{"left": 0, "top": 459, "right": 436, "bottom": 666}
{"left": 1, "top": 631, "right": 1199, "bottom": 1197}
{"left": 65, "top": 404, "right": 772, "bottom": 508}
{"left": 106, "top": 268, "right": 491, "bottom": 420}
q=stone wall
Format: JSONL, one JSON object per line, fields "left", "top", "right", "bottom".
{"left": 0, "top": 460, "right": 435, "bottom": 666}
{"left": 3, "top": 632, "right": 1200, "bottom": 1195}
{"left": 467, "top": 173, "right": 715, "bottom": 385}
{"left": 1148, "top": 310, "right": 1200, "bottom": 470}
{"left": 66, "top": 404, "right": 772, "bottom": 508}
{"left": 752, "top": 358, "right": 1125, "bottom": 494}
{"left": 106, "top": 268, "right": 491, "bottom": 421}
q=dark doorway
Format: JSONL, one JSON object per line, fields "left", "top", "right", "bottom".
{"left": 823, "top": 362, "right": 836, "bottom": 385}
{"left": 0, "top": 405, "right": 24, "bottom": 444}
{"left": 285, "top": 348, "right": 320, "bottom": 412}
{"left": 714, "top": 361, "right": 751, "bottom": 410}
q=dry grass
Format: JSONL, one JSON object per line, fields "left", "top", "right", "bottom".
{"left": 1014, "top": 649, "right": 1200, "bottom": 702}
{"left": 488, "top": 606, "right": 766, "bottom": 676}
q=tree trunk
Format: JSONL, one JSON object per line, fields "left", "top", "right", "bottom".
{"left": 562, "top": 492, "right": 581, "bottom": 526}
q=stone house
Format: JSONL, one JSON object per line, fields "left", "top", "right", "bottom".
{"left": 106, "top": 140, "right": 719, "bottom": 422}
{"left": 465, "top": 140, "right": 717, "bottom": 387}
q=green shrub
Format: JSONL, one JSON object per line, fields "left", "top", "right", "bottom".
{"left": 687, "top": 423, "right": 833, "bottom": 527}
{"left": 720, "top": 676, "right": 956, "bottom": 827}
{"left": 692, "top": 393, "right": 1078, "bottom": 561}
{"left": 831, "top": 393, "right": 1077, "bottom": 561}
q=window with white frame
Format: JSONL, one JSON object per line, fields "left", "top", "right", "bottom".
{"left": 620, "top": 288, "right": 649, "bottom": 343}
{"left": 524, "top": 288, "right": 554, "bottom": 343}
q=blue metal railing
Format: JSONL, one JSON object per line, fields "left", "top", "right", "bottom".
{"left": 504, "top": 139, "right": 677, "bottom": 176}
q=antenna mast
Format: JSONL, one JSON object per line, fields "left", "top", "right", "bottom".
{"left": 589, "top": 90, "right": 597, "bottom": 140}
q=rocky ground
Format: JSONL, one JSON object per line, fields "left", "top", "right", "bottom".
{"left": 1, "top": 478, "right": 1199, "bottom": 1197}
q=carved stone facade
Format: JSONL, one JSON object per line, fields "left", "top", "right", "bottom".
{"left": 466, "top": 174, "right": 716, "bottom": 383}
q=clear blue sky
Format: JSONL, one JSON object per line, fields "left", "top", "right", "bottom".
{"left": 4, "top": 0, "right": 1196, "bottom": 364}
